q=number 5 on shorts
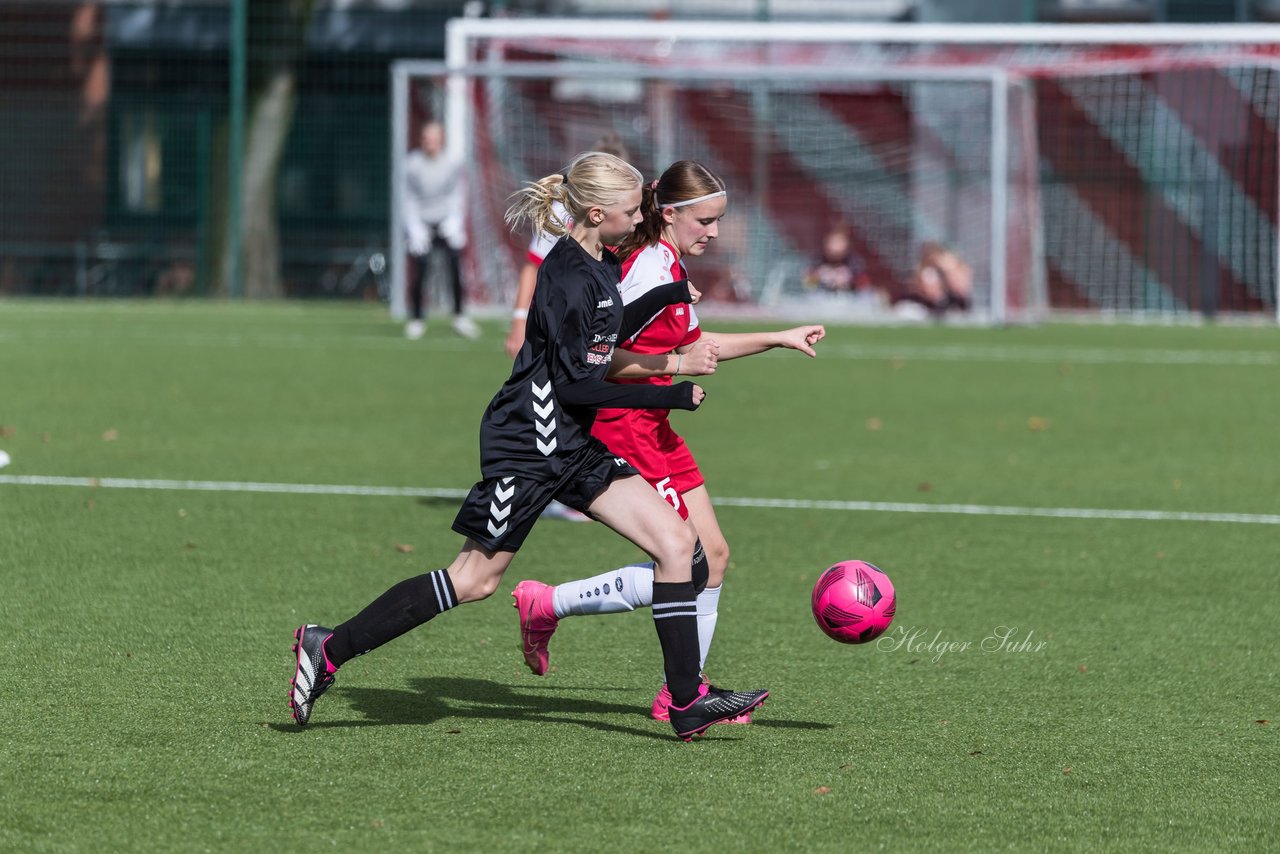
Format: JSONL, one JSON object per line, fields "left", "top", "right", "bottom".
{"left": 655, "top": 476, "right": 681, "bottom": 512}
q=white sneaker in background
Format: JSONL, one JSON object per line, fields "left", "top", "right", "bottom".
{"left": 451, "top": 315, "right": 481, "bottom": 339}
{"left": 405, "top": 319, "right": 426, "bottom": 340}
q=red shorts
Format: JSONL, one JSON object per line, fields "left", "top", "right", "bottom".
{"left": 592, "top": 408, "right": 703, "bottom": 520}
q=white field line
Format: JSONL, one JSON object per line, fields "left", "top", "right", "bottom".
{"left": 818, "top": 344, "right": 1280, "bottom": 366}
{"left": 0, "top": 328, "right": 477, "bottom": 352}
{"left": 2, "top": 474, "right": 1277, "bottom": 526}
{"left": 0, "top": 475, "right": 467, "bottom": 499}
{"left": 0, "top": 327, "right": 1276, "bottom": 366}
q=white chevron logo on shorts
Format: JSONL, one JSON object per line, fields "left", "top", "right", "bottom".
{"left": 488, "top": 479, "right": 515, "bottom": 540}
{"left": 535, "top": 420, "right": 556, "bottom": 437}
{"left": 501, "top": 476, "right": 513, "bottom": 484}
{"left": 533, "top": 400, "right": 554, "bottom": 419}
{"left": 532, "top": 380, "right": 552, "bottom": 400}
{"left": 537, "top": 437, "right": 557, "bottom": 455}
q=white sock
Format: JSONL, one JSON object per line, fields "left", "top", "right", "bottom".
{"left": 552, "top": 563, "right": 654, "bottom": 618}
{"left": 696, "top": 585, "right": 721, "bottom": 671}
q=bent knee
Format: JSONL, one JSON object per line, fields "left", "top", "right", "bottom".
{"left": 701, "top": 538, "right": 729, "bottom": 587}
{"left": 706, "top": 539, "right": 730, "bottom": 576}
{"left": 653, "top": 522, "right": 698, "bottom": 571}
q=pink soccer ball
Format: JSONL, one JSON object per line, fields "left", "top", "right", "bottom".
{"left": 811, "top": 560, "right": 896, "bottom": 644}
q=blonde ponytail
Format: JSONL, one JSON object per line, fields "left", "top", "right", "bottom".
{"left": 507, "top": 150, "right": 642, "bottom": 237}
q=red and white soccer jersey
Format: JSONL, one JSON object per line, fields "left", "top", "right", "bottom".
{"left": 527, "top": 201, "right": 572, "bottom": 265}
{"left": 591, "top": 240, "right": 704, "bottom": 520}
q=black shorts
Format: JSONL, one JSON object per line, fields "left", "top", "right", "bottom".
{"left": 452, "top": 438, "right": 639, "bottom": 552}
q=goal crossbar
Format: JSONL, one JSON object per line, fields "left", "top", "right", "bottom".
{"left": 446, "top": 18, "right": 1280, "bottom": 47}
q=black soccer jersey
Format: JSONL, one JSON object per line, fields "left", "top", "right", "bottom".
{"left": 477, "top": 235, "right": 697, "bottom": 482}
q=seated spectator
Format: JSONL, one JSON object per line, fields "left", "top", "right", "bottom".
{"left": 805, "top": 226, "right": 872, "bottom": 295}
{"left": 898, "top": 241, "right": 972, "bottom": 317}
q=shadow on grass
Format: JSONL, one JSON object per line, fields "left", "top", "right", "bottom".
{"left": 275, "top": 676, "right": 667, "bottom": 740}
{"left": 273, "top": 677, "right": 830, "bottom": 740}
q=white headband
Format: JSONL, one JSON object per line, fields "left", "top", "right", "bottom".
{"left": 658, "top": 190, "right": 726, "bottom": 209}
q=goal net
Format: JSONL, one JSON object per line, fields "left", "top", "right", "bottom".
{"left": 392, "top": 21, "right": 1280, "bottom": 323}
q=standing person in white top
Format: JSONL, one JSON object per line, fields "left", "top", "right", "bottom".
{"left": 402, "top": 121, "right": 479, "bottom": 340}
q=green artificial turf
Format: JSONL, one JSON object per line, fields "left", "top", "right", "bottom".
{"left": 1, "top": 300, "right": 1276, "bottom": 852}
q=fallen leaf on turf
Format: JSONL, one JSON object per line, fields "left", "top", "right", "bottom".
{"left": 446, "top": 729, "right": 461, "bottom": 734}
{"left": 1063, "top": 766, "right": 1072, "bottom": 775}
{"left": 839, "top": 763, "right": 852, "bottom": 770}
{"left": 940, "top": 720, "right": 949, "bottom": 726}
{"left": 395, "top": 543, "right": 414, "bottom": 553}
{"left": 865, "top": 417, "right": 883, "bottom": 431}
{"left": 813, "top": 787, "right": 831, "bottom": 795}
{"left": 0, "top": 426, "right": 14, "bottom": 439}
{"left": 1027, "top": 417, "right": 1050, "bottom": 431}
{"left": 1078, "top": 665, "right": 1088, "bottom": 674}
{"left": 917, "top": 482, "right": 933, "bottom": 492}
{"left": 102, "top": 428, "right": 118, "bottom": 441}
{"left": 178, "top": 509, "right": 188, "bottom": 518}
{"left": 184, "top": 542, "right": 197, "bottom": 550}
{"left": 88, "top": 478, "right": 100, "bottom": 488}
{"left": 968, "top": 751, "right": 983, "bottom": 756}
{"left": 1256, "top": 720, "right": 1269, "bottom": 725}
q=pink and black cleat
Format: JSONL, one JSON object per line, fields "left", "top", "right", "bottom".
{"left": 652, "top": 680, "right": 755, "bottom": 724}
{"left": 667, "top": 684, "right": 768, "bottom": 742}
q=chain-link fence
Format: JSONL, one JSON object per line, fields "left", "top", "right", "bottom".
{"left": 0, "top": 0, "right": 460, "bottom": 299}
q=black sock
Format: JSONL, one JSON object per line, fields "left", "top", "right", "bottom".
{"left": 690, "top": 539, "right": 708, "bottom": 593}
{"left": 652, "top": 581, "right": 701, "bottom": 707}
{"left": 323, "top": 569, "right": 457, "bottom": 668}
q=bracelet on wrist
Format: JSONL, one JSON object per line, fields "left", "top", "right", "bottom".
{"left": 674, "top": 353, "right": 683, "bottom": 376}
{"left": 511, "top": 308, "right": 528, "bottom": 320}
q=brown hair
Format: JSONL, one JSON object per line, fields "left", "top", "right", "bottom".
{"left": 614, "top": 160, "right": 725, "bottom": 261}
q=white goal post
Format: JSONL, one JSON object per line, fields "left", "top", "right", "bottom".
{"left": 389, "top": 21, "right": 1280, "bottom": 323}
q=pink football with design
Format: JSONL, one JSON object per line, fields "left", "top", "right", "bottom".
{"left": 812, "top": 560, "right": 897, "bottom": 644}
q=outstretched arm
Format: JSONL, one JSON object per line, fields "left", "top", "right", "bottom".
{"left": 608, "top": 337, "right": 720, "bottom": 379}
{"left": 691, "top": 325, "right": 826, "bottom": 361}
{"left": 557, "top": 376, "right": 703, "bottom": 411}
